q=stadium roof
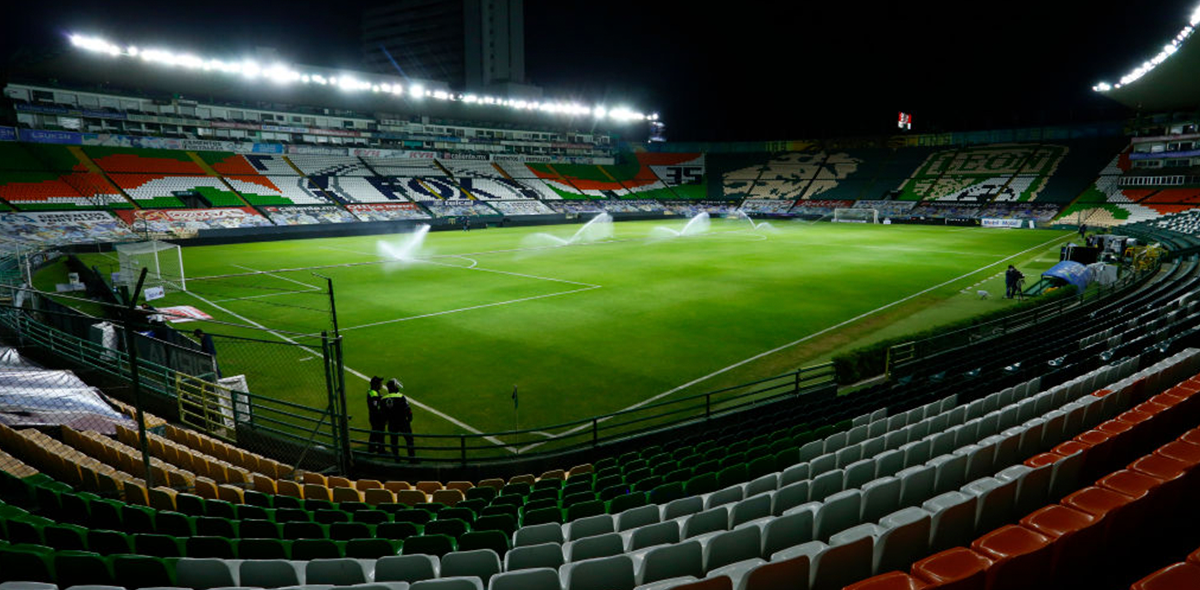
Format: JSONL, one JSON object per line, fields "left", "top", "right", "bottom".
{"left": 1093, "top": 4, "right": 1200, "bottom": 111}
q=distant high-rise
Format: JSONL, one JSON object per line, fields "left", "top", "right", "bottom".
{"left": 362, "top": 0, "right": 528, "bottom": 93}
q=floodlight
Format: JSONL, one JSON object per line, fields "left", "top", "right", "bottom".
{"left": 410, "top": 84, "right": 425, "bottom": 98}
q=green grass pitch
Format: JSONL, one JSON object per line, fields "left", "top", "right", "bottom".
{"left": 55, "top": 218, "right": 1073, "bottom": 449}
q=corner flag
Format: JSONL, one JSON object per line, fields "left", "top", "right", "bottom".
{"left": 512, "top": 385, "right": 518, "bottom": 410}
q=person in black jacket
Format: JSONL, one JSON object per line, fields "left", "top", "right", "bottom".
{"left": 366, "top": 376, "right": 386, "bottom": 455}
{"left": 381, "top": 378, "right": 416, "bottom": 461}
{"left": 1005, "top": 265, "right": 1025, "bottom": 299}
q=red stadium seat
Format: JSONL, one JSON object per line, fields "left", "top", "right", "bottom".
{"left": 1059, "top": 486, "right": 1137, "bottom": 548}
{"left": 1130, "top": 562, "right": 1200, "bottom": 590}
{"left": 845, "top": 571, "right": 928, "bottom": 590}
{"left": 1018, "top": 505, "right": 1103, "bottom": 582}
{"left": 910, "top": 547, "right": 992, "bottom": 590}
{"left": 969, "top": 525, "right": 1054, "bottom": 590}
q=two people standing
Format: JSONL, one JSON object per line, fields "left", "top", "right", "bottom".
{"left": 366, "top": 376, "right": 416, "bottom": 461}
{"left": 1005, "top": 265, "right": 1025, "bottom": 300}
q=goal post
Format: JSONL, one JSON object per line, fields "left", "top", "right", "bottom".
{"left": 833, "top": 208, "right": 879, "bottom": 224}
{"left": 116, "top": 241, "right": 187, "bottom": 294}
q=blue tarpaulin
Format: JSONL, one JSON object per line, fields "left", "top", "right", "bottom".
{"left": 1043, "top": 260, "right": 1091, "bottom": 292}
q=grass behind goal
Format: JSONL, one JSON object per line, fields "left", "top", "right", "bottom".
{"left": 60, "top": 218, "right": 1073, "bottom": 447}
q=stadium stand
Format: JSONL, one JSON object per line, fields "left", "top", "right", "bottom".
{"left": 310, "top": 176, "right": 397, "bottom": 204}
{"left": 196, "top": 152, "right": 263, "bottom": 176}
{"left": 0, "top": 172, "right": 124, "bottom": 210}
{"left": 107, "top": 174, "right": 244, "bottom": 208}
{"left": 224, "top": 175, "right": 334, "bottom": 206}
{"left": 83, "top": 147, "right": 207, "bottom": 175}
{"left": 241, "top": 155, "right": 303, "bottom": 175}
{"left": 424, "top": 200, "right": 499, "bottom": 217}
{"left": 287, "top": 155, "right": 374, "bottom": 177}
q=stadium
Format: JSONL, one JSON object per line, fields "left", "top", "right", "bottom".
{"left": 3, "top": 2, "right": 1200, "bottom": 589}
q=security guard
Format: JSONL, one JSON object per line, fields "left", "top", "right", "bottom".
{"left": 381, "top": 378, "right": 416, "bottom": 462}
{"left": 366, "top": 376, "right": 386, "bottom": 454}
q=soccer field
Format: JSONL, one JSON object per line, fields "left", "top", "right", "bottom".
{"left": 61, "top": 218, "right": 1073, "bottom": 446}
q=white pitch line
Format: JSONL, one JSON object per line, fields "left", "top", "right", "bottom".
{"left": 337, "top": 286, "right": 601, "bottom": 332}
{"left": 516, "top": 232, "right": 1074, "bottom": 454}
{"left": 182, "top": 290, "right": 516, "bottom": 452}
{"left": 233, "top": 264, "right": 323, "bottom": 291}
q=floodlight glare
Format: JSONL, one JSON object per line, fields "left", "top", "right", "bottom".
{"left": 1094, "top": 2, "right": 1200, "bottom": 92}
{"left": 65, "top": 32, "right": 660, "bottom": 124}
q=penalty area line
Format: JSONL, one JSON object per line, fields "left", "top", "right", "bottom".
{"left": 181, "top": 290, "right": 517, "bottom": 453}
{"left": 515, "top": 232, "right": 1074, "bottom": 454}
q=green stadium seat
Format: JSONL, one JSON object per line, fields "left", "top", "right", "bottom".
{"left": 609, "top": 492, "right": 648, "bottom": 514}
{"left": 353, "top": 509, "right": 390, "bottom": 524}
{"left": 425, "top": 518, "right": 469, "bottom": 539}
{"left": 649, "top": 482, "right": 685, "bottom": 505}
{"left": 394, "top": 509, "right": 433, "bottom": 525}
{"left": 86, "top": 529, "right": 132, "bottom": 556}
{"left": 0, "top": 545, "right": 54, "bottom": 582}
{"left": 481, "top": 504, "right": 520, "bottom": 520}
{"left": 205, "top": 499, "right": 237, "bottom": 520}
{"left": 466, "top": 487, "right": 497, "bottom": 503}
{"left": 533, "top": 478, "right": 563, "bottom": 491}
{"left": 522, "top": 507, "right": 563, "bottom": 526}
{"left": 238, "top": 519, "right": 280, "bottom": 539}
{"left": 719, "top": 453, "right": 746, "bottom": 471}
{"left": 416, "top": 502, "right": 446, "bottom": 515}
{"left": 314, "top": 509, "right": 351, "bottom": 524}
{"left": 375, "top": 522, "right": 420, "bottom": 541}
{"left": 345, "top": 537, "right": 399, "bottom": 559}
{"left": 473, "top": 514, "right": 517, "bottom": 536}
{"left": 330, "top": 522, "right": 372, "bottom": 541}
{"left": 175, "top": 493, "right": 207, "bottom": 516}
{"left": 747, "top": 455, "right": 777, "bottom": 480}
{"left": 567, "top": 500, "right": 606, "bottom": 521}
{"left": 272, "top": 495, "right": 303, "bottom": 510}
{"left": 274, "top": 507, "right": 310, "bottom": 523}
{"left": 524, "top": 498, "right": 559, "bottom": 514}
{"left": 717, "top": 464, "right": 749, "bottom": 489}
{"left": 402, "top": 534, "right": 456, "bottom": 558}
{"left": 438, "top": 507, "right": 477, "bottom": 526}
{"left": 528, "top": 488, "right": 561, "bottom": 504}
{"left": 4, "top": 519, "right": 43, "bottom": 545}
{"left": 235, "top": 503, "right": 270, "bottom": 521}
{"left": 86, "top": 500, "right": 124, "bottom": 532}
{"left": 185, "top": 535, "right": 236, "bottom": 558}
{"left": 42, "top": 524, "right": 87, "bottom": 551}
{"left": 237, "top": 538, "right": 289, "bottom": 560}
{"left": 54, "top": 551, "right": 114, "bottom": 588}
{"left": 458, "top": 530, "right": 509, "bottom": 557}
{"left": 134, "top": 533, "right": 184, "bottom": 557}
{"left": 339, "top": 501, "right": 371, "bottom": 513}
{"left": 304, "top": 498, "right": 336, "bottom": 512}
{"left": 113, "top": 554, "right": 174, "bottom": 589}
{"left": 283, "top": 521, "right": 327, "bottom": 539}
{"left": 154, "top": 511, "right": 193, "bottom": 536}
{"left": 685, "top": 473, "right": 719, "bottom": 497}
{"left": 456, "top": 499, "right": 488, "bottom": 516}
{"left": 58, "top": 493, "right": 90, "bottom": 526}
{"left": 243, "top": 490, "right": 273, "bottom": 508}
{"left": 634, "top": 476, "right": 663, "bottom": 493}
{"left": 292, "top": 538, "right": 342, "bottom": 560}
{"left": 501, "top": 483, "right": 531, "bottom": 497}
{"left": 664, "top": 467, "right": 694, "bottom": 484}
{"left": 195, "top": 516, "right": 236, "bottom": 538}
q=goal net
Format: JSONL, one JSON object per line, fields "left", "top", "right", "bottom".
{"left": 116, "top": 241, "right": 187, "bottom": 294}
{"left": 833, "top": 208, "right": 879, "bottom": 224}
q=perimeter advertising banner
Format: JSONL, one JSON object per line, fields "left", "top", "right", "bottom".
{"left": 262, "top": 206, "right": 360, "bottom": 225}
{"left": 0, "top": 127, "right": 15, "bottom": 142}
{"left": 117, "top": 207, "right": 273, "bottom": 238}
{"left": 0, "top": 211, "right": 136, "bottom": 245}
{"left": 345, "top": 203, "right": 431, "bottom": 222}
{"left": 982, "top": 218, "right": 1024, "bottom": 229}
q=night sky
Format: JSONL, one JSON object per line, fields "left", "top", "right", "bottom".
{"left": 3, "top": 0, "right": 1194, "bottom": 141}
